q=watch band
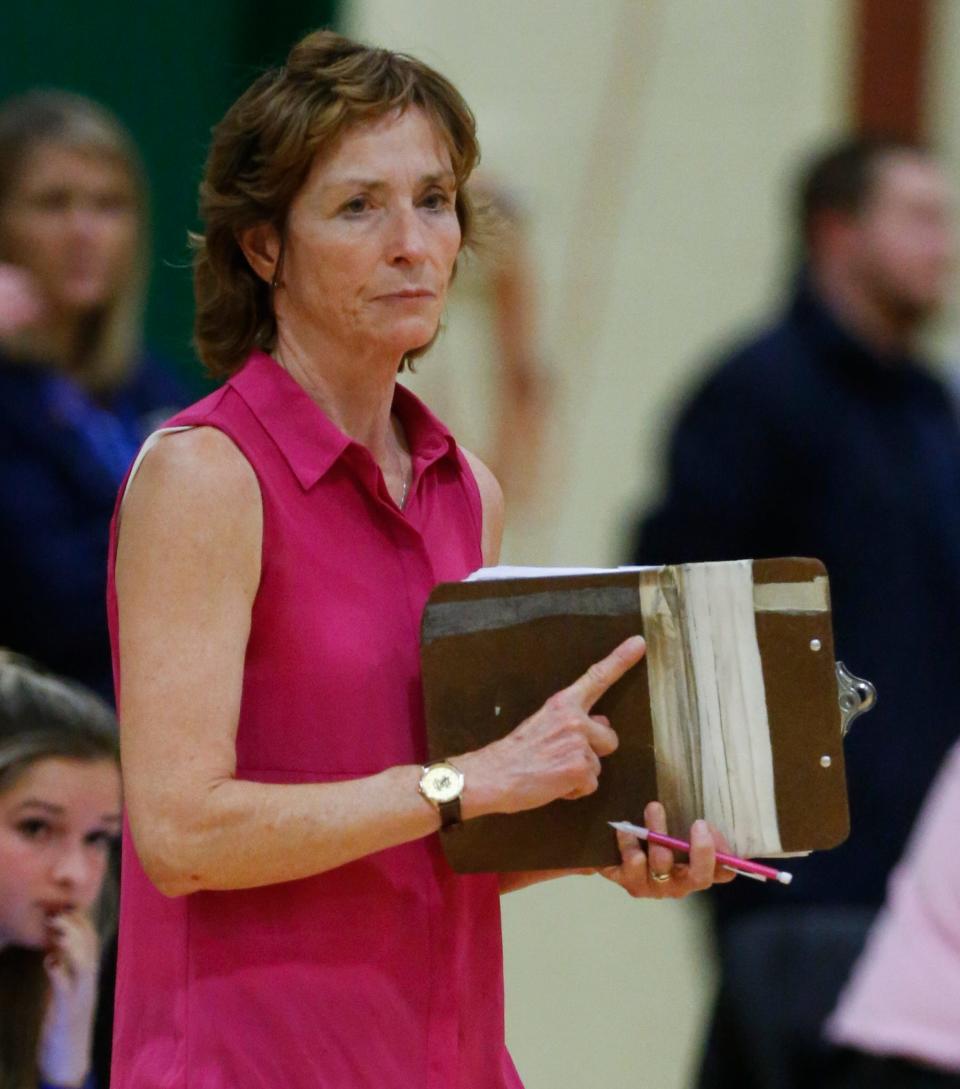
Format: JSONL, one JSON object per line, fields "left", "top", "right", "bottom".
{"left": 438, "top": 795, "right": 462, "bottom": 828}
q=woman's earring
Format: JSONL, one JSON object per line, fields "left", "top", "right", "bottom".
{"left": 271, "top": 236, "right": 285, "bottom": 291}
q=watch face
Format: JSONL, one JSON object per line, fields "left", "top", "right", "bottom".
{"left": 422, "top": 763, "right": 463, "bottom": 803}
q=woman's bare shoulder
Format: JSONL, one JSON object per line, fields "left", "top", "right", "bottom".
{"left": 460, "top": 447, "right": 504, "bottom": 566}
{"left": 125, "top": 426, "right": 260, "bottom": 518}
{"left": 460, "top": 447, "right": 500, "bottom": 498}
{"left": 118, "top": 426, "right": 262, "bottom": 585}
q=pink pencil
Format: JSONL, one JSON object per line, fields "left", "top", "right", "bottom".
{"left": 608, "top": 821, "right": 794, "bottom": 885}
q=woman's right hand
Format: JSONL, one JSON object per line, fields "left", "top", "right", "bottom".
{"left": 455, "top": 635, "right": 646, "bottom": 818}
{"left": 0, "top": 262, "right": 44, "bottom": 336}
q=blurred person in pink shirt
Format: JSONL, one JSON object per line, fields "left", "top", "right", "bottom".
{"left": 824, "top": 739, "right": 960, "bottom": 1088}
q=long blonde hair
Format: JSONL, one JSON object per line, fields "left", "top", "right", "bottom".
{"left": 0, "top": 90, "right": 150, "bottom": 392}
{"left": 0, "top": 651, "right": 119, "bottom": 1089}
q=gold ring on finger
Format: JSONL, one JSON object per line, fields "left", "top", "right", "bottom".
{"left": 650, "top": 870, "right": 671, "bottom": 884}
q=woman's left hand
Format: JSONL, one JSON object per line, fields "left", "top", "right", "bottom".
{"left": 598, "top": 801, "right": 737, "bottom": 899}
{"left": 38, "top": 909, "right": 101, "bottom": 1088}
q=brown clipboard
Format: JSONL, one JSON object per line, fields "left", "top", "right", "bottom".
{"left": 421, "top": 557, "right": 862, "bottom": 873}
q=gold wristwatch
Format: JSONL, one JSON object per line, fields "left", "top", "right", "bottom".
{"left": 418, "top": 760, "right": 464, "bottom": 827}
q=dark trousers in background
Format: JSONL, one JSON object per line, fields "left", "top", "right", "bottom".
{"left": 823, "top": 1051, "right": 960, "bottom": 1089}
{"left": 695, "top": 907, "right": 875, "bottom": 1089}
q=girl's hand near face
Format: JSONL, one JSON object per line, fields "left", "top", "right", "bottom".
{"left": 38, "top": 909, "right": 101, "bottom": 1089}
{"left": 0, "top": 262, "right": 45, "bottom": 336}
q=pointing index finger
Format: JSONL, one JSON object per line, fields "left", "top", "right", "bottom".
{"left": 566, "top": 635, "right": 646, "bottom": 710}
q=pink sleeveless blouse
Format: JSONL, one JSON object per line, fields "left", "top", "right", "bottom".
{"left": 107, "top": 351, "right": 523, "bottom": 1089}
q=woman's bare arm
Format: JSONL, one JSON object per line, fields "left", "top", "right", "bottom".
{"left": 117, "top": 430, "right": 637, "bottom": 897}
{"left": 117, "top": 429, "right": 446, "bottom": 896}
{"left": 461, "top": 447, "right": 504, "bottom": 567}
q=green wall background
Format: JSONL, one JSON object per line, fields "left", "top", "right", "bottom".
{"left": 2, "top": 1, "right": 339, "bottom": 391}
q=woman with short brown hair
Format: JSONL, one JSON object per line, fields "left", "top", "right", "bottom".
{"left": 192, "top": 32, "right": 479, "bottom": 378}
{"left": 112, "top": 30, "right": 729, "bottom": 1088}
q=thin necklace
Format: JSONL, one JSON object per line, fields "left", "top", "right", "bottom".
{"left": 274, "top": 346, "right": 410, "bottom": 507}
{"left": 396, "top": 449, "right": 410, "bottom": 510}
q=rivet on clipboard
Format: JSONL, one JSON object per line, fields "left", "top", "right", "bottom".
{"left": 836, "top": 661, "right": 877, "bottom": 737}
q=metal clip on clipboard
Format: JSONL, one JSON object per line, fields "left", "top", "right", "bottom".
{"left": 835, "top": 662, "right": 877, "bottom": 736}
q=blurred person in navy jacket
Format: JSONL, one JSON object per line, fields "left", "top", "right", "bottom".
{"left": 0, "top": 92, "right": 185, "bottom": 702}
{"left": 632, "top": 137, "right": 960, "bottom": 1088}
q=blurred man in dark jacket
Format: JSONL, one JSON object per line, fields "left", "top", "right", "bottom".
{"left": 633, "top": 137, "right": 960, "bottom": 1089}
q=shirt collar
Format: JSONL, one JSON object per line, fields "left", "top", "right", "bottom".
{"left": 228, "top": 350, "right": 458, "bottom": 491}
